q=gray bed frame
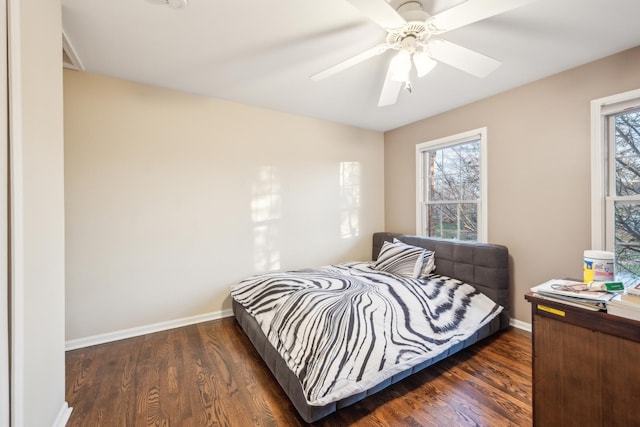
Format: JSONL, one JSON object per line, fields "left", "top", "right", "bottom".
{"left": 232, "top": 232, "right": 510, "bottom": 423}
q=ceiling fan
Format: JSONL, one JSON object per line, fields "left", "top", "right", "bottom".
{"left": 311, "top": 0, "right": 534, "bottom": 106}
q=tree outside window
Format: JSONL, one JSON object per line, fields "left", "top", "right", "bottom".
{"left": 612, "top": 110, "right": 640, "bottom": 284}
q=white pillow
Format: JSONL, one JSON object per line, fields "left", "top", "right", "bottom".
{"left": 393, "top": 238, "right": 436, "bottom": 278}
{"left": 372, "top": 240, "right": 425, "bottom": 278}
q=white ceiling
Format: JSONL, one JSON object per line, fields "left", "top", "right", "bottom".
{"left": 61, "top": 0, "right": 640, "bottom": 132}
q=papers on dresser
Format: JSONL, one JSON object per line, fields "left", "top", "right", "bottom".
{"left": 531, "top": 279, "right": 615, "bottom": 311}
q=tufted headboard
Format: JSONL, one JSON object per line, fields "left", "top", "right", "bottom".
{"left": 372, "top": 232, "right": 510, "bottom": 329}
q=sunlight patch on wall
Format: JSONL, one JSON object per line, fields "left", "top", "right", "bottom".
{"left": 251, "top": 166, "right": 281, "bottom": 272}
{"left": 340, "top": 161, "right": 361, "bottom": 239}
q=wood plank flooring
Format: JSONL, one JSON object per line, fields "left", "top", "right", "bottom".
{"left": 66, "top": 318, "right": 532, "bottom": 426}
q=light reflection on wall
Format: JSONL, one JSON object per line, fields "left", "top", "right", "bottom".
{"left": 340, "top": 161, "right": 361, "bottom": 239}
{"left": 251, "top": 166, "right": 281, "bottom": 271}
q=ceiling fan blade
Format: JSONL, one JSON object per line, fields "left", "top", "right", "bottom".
{"left": 311, "top": 44, "right": 391, "bottom": 81}
{"left": 378, "top": 64, "right": 403, "bottom": 107}
{"left": 345, "top": 0, "right": 406, "bottom": 30}
{"left": 428, "top": 0, "right": 535, "bottom": 33}
{"left": 427, "top": 39, "right": 501, "bottom": 78}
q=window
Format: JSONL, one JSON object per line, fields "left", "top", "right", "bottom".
{"left": 591, "top": 89, "right": 640, "bottom": 286}
{"left": 416, "top": 128, "right": 487, "bottom": 242}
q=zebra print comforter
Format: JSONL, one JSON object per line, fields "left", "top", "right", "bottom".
{"left": 231, "top": 262, "right": 502, "bottom": 407}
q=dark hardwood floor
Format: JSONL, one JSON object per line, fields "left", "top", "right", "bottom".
{"left": 66, "top": 317, "right": 532, "bottom": 426}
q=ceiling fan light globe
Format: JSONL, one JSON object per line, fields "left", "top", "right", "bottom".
{"left": 389, "top": 50, "right": 412, "bottom": 82}
{"left": 413, "top": 51, "right": 437, "bottom": 77}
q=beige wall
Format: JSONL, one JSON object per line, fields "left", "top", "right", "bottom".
{"left": 385, "top": 46, "right": 640, "bottom": 323}
{"left": 11, "top": 0, "right": 66, "bottom": 424}
{"left": 64, "top": 70, "right": 384, "bottom": 341}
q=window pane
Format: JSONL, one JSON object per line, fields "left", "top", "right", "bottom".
{"left": 426, "top": 203, "right": 477, "bottom": 240}
{"left": 428, "top": 140, "right": 479, "bottom": 202}
{"left": 459, "top": 203, "right": 478, "bottom": 241}
{"left": 615, "top": 201, "right": 640, "bottom": 285}
{"left": 427, "top": 204, "right": 444, "bottom": 238}
{"left": 615, "top": 110, "right": 640, "bottom": 197}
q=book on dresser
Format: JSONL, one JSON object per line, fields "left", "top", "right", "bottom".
{"left": 607, "top": 293, "right": 640, "bottom": 321}
{"left": 620, "top": 292, "right": 640, "bottom": 304}
{"left": 625, "top": 282, "right": 640, "bottom": 297}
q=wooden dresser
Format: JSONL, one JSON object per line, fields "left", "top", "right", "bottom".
{"left": 525, "top": 292, "right": 640, "bottom": 427}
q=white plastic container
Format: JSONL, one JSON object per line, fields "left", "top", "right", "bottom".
{"left": 583, "top": 250, "right": 614, "bottom": 283}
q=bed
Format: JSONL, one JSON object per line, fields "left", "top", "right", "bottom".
{"left": 231, "top": 232, "right": 510, "bottom": 422}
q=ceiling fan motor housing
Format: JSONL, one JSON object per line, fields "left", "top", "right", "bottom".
{"left": 386, "top": 1, "right": 431, "bottom": 48}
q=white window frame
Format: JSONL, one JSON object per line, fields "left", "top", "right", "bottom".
{"left": 415, "top": 127, "right": 488, "bottom": 243}
{"left": 590, "top": 88, "right": 640, "bottom": 251}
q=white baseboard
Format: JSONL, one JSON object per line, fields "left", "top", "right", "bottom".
{"left": 65, "top": 309, "right": 234, "bottom": 351}
{"left": 509, "top": 317, "right": 532, "bottom": 332}
{"left": 53, "top": 401, "right": 72, "bottom": 427}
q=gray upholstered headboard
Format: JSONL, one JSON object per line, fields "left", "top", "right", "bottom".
{"left": 373, "top": 232, "right": 510, "bottom": 328}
